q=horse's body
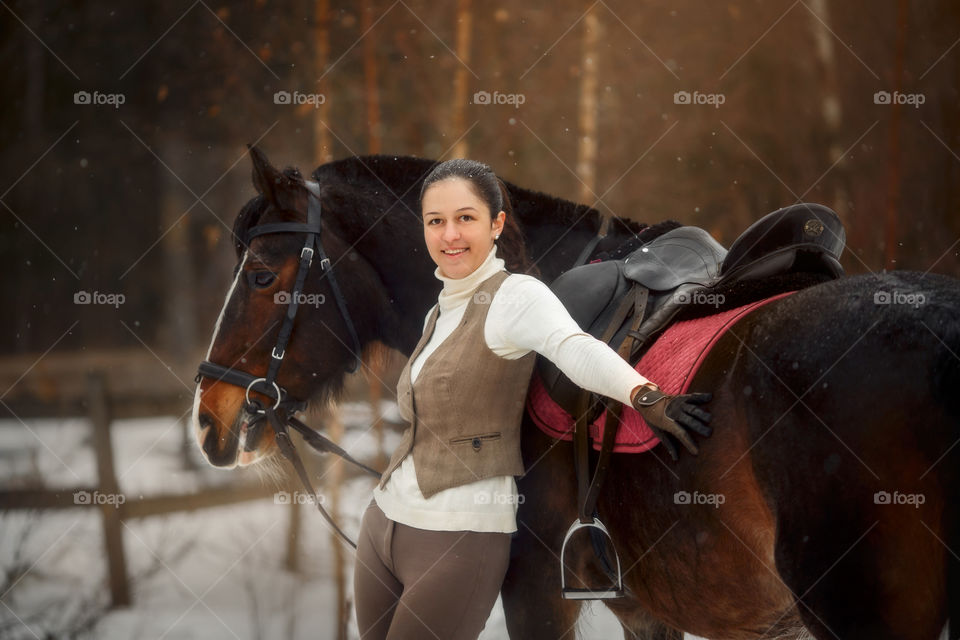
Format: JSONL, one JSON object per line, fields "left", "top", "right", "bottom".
{"left": 508, "top": 271, "right": 960, "bottom": 639}
{"left": 193, "top": 149, "right": 960, "bottom": 639}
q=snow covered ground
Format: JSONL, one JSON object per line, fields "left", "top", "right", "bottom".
{"left": 0, "top": 403, "right": 702, "bottom": 639}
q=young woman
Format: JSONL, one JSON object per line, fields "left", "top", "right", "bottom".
{"left": 353, "top": 159, "right": 712, "bottom": 640}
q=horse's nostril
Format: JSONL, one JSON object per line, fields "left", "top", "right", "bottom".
{"left": 201, "top": 421, "right": 219, "bottom": 457}
{"left": 199, "top": 413, "right": 240, "bottom": 467}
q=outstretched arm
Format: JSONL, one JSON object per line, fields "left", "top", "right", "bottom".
{"left": 486, "top": 276, "right": 652, "bottom": 405}
{"left": 487, "top": 276, "right": 711, "bottom": 459}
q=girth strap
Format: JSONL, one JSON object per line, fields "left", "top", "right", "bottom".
{"left": 574, "top": 283, "right": 649, "bottom": 523}
{"left": 563, "top": 282, "right": 648, "bottom": 599}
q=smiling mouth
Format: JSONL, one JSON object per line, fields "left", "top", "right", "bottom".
{"left": 442, "top": 248, "right": 468, "bottom": 256}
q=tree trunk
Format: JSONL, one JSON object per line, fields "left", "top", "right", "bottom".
{"left": 367, "top": 351, "right": 386, "bottom": 470}
{"left": 451, "top": 0, "right": 473, "bottom": 158}
{"left": 322, "top": 403, "right": 350, "bottom": 640}
{"left": 884, "top": 0, "right": 908, "bottom": 269}
{"left": 313, "top": 0, "right": 333, "bottom": 163}
{"left": 89, "top": 373, "right": 131, "bottom": 607}
{"left": 807, "top": 0, "right": 852, "bottom": 227}
{"left": 577, "top": 5, "right": 600, "bottom": 218}
{"left": 157, "top": 137, "right": 197, "bottom": 363}
{"left": 362, "top": 0, "right": 382, "bottom": 154}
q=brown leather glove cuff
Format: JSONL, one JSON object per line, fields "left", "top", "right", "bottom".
{"left": 632, "top": 387, "right": 671, "bottom": 425}
{"left": 632, "top": 386, "right": 667, "bottom": 407}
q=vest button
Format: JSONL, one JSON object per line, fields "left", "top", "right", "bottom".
{"left": 472, "top": 437, "right": 482, "bottom": 451}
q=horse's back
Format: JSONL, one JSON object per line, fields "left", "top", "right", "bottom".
{"left": 716, "top": 271, "right": 960, "bottom": 638}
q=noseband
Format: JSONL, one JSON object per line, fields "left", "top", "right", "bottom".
{"left": 196, "top": 186, "right": 379, "bottom": 549}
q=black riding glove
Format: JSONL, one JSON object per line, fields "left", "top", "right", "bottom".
{"left": 632, "top": 386, "right": 713, "bottom": 461}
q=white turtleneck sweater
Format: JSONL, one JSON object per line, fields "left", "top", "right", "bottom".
{"left": 373, "top": 244, "right": 651, "bottom": 533}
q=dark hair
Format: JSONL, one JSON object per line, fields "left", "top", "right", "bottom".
{"left": 420, "top": 159, "right": 538, "bottom": 276}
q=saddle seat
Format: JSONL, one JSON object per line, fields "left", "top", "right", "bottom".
{"left": 538, "top": 203, "right": 845, "bottom": 416}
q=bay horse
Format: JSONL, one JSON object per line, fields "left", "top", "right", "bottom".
{"left": 192, "top": 146, "right": 960, "bottom": 639}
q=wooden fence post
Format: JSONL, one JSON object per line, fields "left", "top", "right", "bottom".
{"left": 368, "top": 355, "right": 385, "bottom": 470}
{"left": 88, "top": 372, "right": 131, "bottom": 607}
{"left": 285, "top": 498, "right": 301, "bottom": 572}
{"left": 324, "top": 403, "right": 349, "bottom": 640}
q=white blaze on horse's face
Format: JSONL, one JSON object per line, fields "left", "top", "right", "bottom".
{"left": 421, "top": 178, "right": 504, "bottom": 279}
{"left": 192, "top": 250, "right": 249, "bottom": 468}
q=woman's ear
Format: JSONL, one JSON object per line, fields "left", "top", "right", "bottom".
{"left": 494, "top": 210, "right": 506, "bottom": 235}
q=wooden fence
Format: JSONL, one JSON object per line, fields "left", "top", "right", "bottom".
{"left": 3, "top": 388, "right": 391, "bottom": 624}
{"left": 0, "top": 347, "right": 399, "bottom": 640}
{"left": 0, "top": 372, "right": 289, "bottom": 606}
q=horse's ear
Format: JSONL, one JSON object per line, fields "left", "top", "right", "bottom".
{"left": 248, "top": 144, "right": 282, "bottom": 201}
{"left": 248, "top": 144, "right": 304, "bottom": 213}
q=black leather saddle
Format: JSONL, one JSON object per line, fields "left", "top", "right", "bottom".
{"left": 552, "top": 203, "right": 845, "bottom": 601}
{"left": 538, "top": 203, "right": 845, "bottom": 416}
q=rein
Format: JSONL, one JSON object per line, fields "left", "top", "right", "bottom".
{"left": 196, "top": 185, "right": 379, "bottom": 549}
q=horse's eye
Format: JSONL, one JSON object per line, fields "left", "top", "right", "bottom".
{"left": 249, "top": 271, "right": 276, "bottom": 289}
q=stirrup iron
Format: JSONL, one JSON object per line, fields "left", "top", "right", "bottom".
{"left": 559, "top": 517, "right": 624, "bottom": 600}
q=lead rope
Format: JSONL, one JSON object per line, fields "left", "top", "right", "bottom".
{"left": 287, "top": 415, "right": 382, "bottom": 477}
{"left": 265, "top": 406, "right": 362, "bottom": 549}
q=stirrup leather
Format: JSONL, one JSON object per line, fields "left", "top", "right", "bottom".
{"left": 559, "top": 518, "right": 624, "bottom": 600}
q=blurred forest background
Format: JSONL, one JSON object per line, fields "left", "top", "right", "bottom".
{"left": 2, "top": 0, "right": 959, "bottom": 360}
{"left": 2, "top": 1, "right": 960, "bottom": 638}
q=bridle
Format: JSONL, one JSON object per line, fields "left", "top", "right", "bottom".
{"left": 195, "top": 184, "right": 379, "bottom": 549}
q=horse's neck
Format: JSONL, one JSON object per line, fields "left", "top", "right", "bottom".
{"left": 514, "top": 208, "right": 633, "bottom": 281}
{"left": 315, "top": 156, "right": 629, "bottom": 283}
{"left": 320, "top": 162, "right": 633, "bottom": 352}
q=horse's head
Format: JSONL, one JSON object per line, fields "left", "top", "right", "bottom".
{"left": 192, "top": 146, "right": 384, "bottom": 468}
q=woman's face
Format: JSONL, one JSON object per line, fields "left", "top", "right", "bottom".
{"left": 421, "top": 178, "right": 505, "bottom": 279}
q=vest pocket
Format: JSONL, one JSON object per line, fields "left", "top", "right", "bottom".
{"left": 449, "top": 432, "right": 502, "bottom": 452}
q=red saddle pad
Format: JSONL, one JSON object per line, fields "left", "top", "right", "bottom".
{"left": 525, "top": 292, "right": 795, "bottom": 453}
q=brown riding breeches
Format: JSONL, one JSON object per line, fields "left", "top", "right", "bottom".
{"left": 353, "top": 500, "right": 512, "bottom": 640}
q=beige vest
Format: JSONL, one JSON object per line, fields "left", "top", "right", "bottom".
{"left": 379, "top": 271, "right": 537, "bottom": 498}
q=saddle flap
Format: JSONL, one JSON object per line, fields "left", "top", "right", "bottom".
{"left": 546, "top": 260, "right": 629, "bottom": 331}
{"left": 622, "top": 227, "right": 727, "bottom": 291}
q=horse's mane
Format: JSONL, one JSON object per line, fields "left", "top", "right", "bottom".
{"left": 233, "top": 157, "right": 688, "bottom": 273}
{"left": 309, "top": 154, "right": 653, "bottom": 248}
{"left": 311, "top": 154, "right": 435, "bottom": 199}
